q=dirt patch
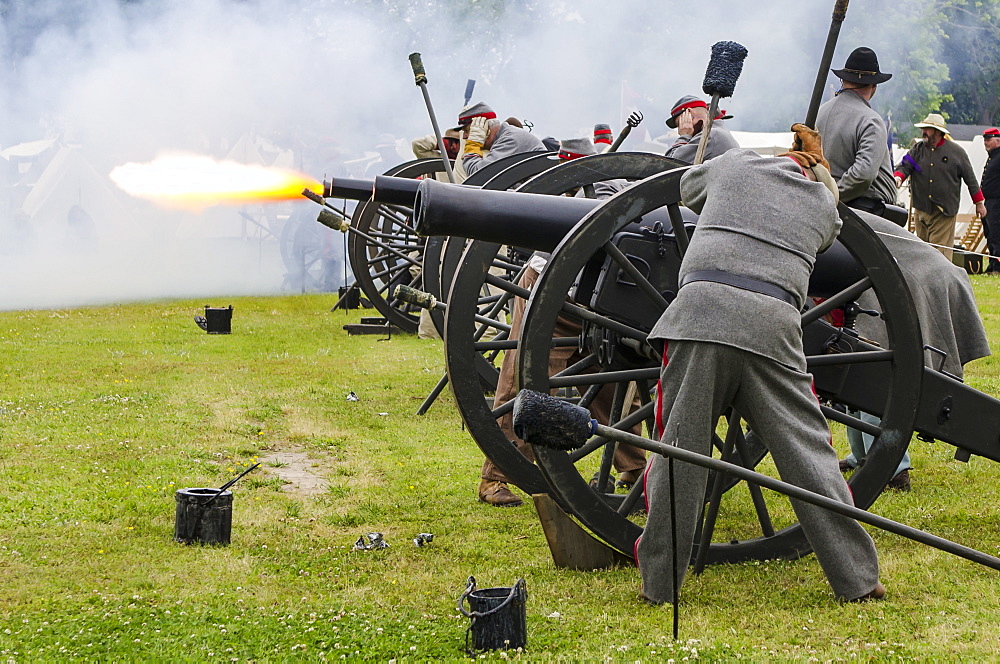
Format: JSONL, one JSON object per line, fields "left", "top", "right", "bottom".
{"left": 261, "top": 451, "right": 329, "bottom": 495}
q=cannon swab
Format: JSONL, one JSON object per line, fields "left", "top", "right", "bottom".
{"left": 693, "top": 40, "right": 748, "bottom": 165}
{"left": 512, "top": 389, "right": 1000, "bottom": 573}
{"left": 408, "top": 53, "right": 456, "bottom": 183}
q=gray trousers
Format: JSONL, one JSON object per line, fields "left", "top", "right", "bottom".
{"left": 845, "top": 410, "right": 910, "bottom": 476}
{"left": 636, "top": 340, "right": 879, "bottom": 603}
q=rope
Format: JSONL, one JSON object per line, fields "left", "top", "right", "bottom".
{"left": 871, "top": 229, "right": 993, "bottom": 260}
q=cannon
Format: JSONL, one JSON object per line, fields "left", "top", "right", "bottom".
{"left": 324, "top": 157, "right": 447, "bottom": 333}
{"left": 319, "top": 151, "right": 559, "bottom": 335}
{"left": 411, "top": 150, "right": 1000, "bottom": 566}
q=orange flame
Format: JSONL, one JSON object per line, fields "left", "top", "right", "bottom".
{"left": 110, "top": 153, "right": 323, "bottom": 210}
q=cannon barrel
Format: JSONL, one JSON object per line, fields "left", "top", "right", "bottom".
{"left": 413, "top": 177, "right": 699, "bottom": 253}
{"left": 323, "top": 177, "right": 374, "bottom": 201}
{"left": 413, "top": 177, "right": 606, "bottom": 252}
{"left": 321, "top": 175, "right": 422, "bottom": 207}
{"left": 374, "top": 175, "right": 421, "bottom": 206}
{"left": 412, "top": 176, "right": 866, "bottom": 297}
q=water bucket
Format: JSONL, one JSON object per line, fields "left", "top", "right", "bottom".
{"left": 458, "top": 576, "right": 527, "bottom": 652}
{"left": 173, "top": 488, "right": 233, "bottom": 545}
{"left": 338, "top": 286, "right": 361, "bottom": 309}
{"left": 204, "top": 306, "right": 233, "bottom": 334}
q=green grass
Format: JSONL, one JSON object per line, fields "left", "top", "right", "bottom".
{"left": 1, "top": 287, "right": 1000, "bottom": 660}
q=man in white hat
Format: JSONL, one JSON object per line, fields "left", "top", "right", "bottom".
{"left": 895, "top": 113, "right": 987, "bottom": 259}
{"left": 815, "top": 47, "right": 899, "bottom": 217}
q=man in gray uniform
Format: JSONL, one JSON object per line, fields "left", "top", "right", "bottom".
{"left": 664, "top": 95, "right": 739, "bottom": 163}
{"left": 815, "top": 47, "right": 898, "bottom": 217}
{"left": 637, "top": 125, "right": 884, "bottom": 605}
{"left": 456, "top": 101, "right": 547, "bottom": 178}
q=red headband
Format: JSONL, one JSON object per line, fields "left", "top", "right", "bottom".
{"left": 458, "top": 111, "right": 498, "bottom": 125}
{"left": 558, "top": 150, "right": 589, "bottom": 160}
{"left": 670, "top": 99, "right": 707, "bottom": 118}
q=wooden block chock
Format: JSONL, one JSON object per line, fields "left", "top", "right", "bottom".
{"left": 531, "top": 493, "right": 632, "bottom": 570}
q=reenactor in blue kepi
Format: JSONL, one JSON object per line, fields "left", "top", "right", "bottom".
{"left": 982, "top": 127, "right": 1000, "bottom": 274}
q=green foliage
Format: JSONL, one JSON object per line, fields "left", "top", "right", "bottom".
{"left": 847, "top": 0, "right": 999, "bottom": 141}
{"left": 939, "top": 0, "right": 1000, "bottom": 125}
{"left": 855, "top": 0, "right": 952, "bottom": 143}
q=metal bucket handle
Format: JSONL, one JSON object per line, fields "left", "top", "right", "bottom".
{"left": 458, "top": 576, "right": 527, "bottom": 655}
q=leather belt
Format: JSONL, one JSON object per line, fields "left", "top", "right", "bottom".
{"left": 679, "top": 269, "right": 797, "bottom": 307}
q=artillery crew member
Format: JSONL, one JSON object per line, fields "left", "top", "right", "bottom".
{"left": 815, "top": 47, "right": 898, "bottom": 217}
{"left": 594, "top": 123, "right": 614, "bottom": 153}
{"left": 479, "top": 137, "right": 646, "bottom": 506}
{"left": 664, "top": 95, "right": 739, "bottom": 163}
{"left": 637, "top": 125, "right": 884, "bottom": 605}
{"left": 981, "top": 127, "right": 1000, "bottom": 273}
{"left": 894, "top": 113, "right": 987, "bottom": 260}
{"left": 411, "top": 129, "right": 463, "bottom": 181}
{"left": 456, "top": 101, "right": 546, "bottom": 178}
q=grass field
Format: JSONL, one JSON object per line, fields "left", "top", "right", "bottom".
{"left": 2, "top": 282, "right": 1000, "bottom": 661}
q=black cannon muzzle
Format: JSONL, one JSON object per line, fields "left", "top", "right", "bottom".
{"left": 413, "top": 178, "right": 604, "bottom": 252}
{"left": 321, "top": 175, "right": 422, "bottom": 208}
{"left": 323, "top": 177, "right": 374, "bottom": 201}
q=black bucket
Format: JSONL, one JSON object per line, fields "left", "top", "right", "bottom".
{"left": 173, "top": 488, "right": 233, "bottom": 545}
{"left": 204, "top": 306, "right": 233, "bottom": 334}
{"left": 338, "top": 286, "right": 360, "bottom": 309}
{"left": 458, "top": 576, "right": 527, "bottom": 653}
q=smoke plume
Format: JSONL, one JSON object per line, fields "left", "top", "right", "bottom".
{"left": 0, "top": 0, "right": 917, "bottom": 310}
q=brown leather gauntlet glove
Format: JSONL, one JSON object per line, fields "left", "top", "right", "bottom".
{"left": 782, "top": 123, "right": 829, "bottom": 170}
{"left": 781, "top": 150, "right": 820, "bottom": 169}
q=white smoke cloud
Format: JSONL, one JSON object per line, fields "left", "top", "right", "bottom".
{"left": 0, "top": 0, "right": 901, "bottom": 310}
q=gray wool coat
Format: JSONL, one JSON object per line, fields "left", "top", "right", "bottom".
{"left": 896, "top": 139, "right": 981, "bottom": 217}
{"left": 640, "top": 149, "right": 879, "bottom": 604}
{"left": 815, "top": 90, "right": 897, "bottom": 205}
{"left": 650, "top": 150, "right": 840, "bottom": 370}
{"left": 851, "top": 211, "right": 990, "bottom": 376}
{"left": 664, "top": 123, "right": 740, "bottom": 164}
{"left": 462, "top": 122, "right": 546, "bottom": 177}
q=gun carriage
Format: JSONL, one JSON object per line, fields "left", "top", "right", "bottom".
{"left": 331, "top": 151, "right": 559, "bottom": 335}
{"left": 401, "top": 151, "right": 1000, "bottom": 566}
{"left": 339, "top": 157, "right": 446, "bottom": 332}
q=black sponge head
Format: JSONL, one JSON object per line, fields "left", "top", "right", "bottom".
{"left": 512, "top": 390, "right": 594, "bottom": 451}
{"left": 702, "top": 41, "right": 748, "bottom": 98}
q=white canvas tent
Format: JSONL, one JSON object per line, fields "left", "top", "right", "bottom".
{"left": 18, "top": 143, "right": 133, "bottom": 241}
